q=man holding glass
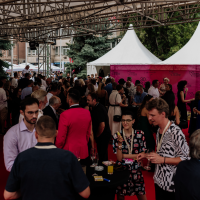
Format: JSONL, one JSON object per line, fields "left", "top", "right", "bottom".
{"left": 138, "top": 98, "right": 189, "bottom": 200}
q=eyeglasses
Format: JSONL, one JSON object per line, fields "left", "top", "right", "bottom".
{"left": 121, "top": 119, "right": 132, "bottom": 123}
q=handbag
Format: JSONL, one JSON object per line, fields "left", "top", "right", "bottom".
{"left": 113, "top": 94, "right": 122, "bottom": 122}
{"left": 178, "top": 119, "right": 188, "bottom": 129}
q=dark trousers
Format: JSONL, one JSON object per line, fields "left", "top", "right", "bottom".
{"left": 155, "top": 184, "right": 175, "bottom": 200}
{"left": 96, "top": 134, "right": 110, "bottom": 163}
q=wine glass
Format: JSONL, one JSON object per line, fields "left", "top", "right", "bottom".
{"left": 144, "top": 149, "right": 151, "bottom": 170}
{"left": 93, "top": 153, "right": 99, "bottom": 167}
{"left": 90, "top": 148, "right": 96, "bottom": 167}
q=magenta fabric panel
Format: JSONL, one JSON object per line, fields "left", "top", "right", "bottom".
{"left": 110, "top": 65, "right": 200, "bottom": 109}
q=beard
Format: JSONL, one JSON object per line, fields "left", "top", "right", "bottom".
{"left": 24, "top": 114, "right": 37, "bottom": 124}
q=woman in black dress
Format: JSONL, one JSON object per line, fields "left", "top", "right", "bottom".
{"left": 177, "top": 80, "right": 194, "bottom": 121}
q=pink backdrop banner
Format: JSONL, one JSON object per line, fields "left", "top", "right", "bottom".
{"left": 110, "top": 65, "right": 200, "bottom": 108}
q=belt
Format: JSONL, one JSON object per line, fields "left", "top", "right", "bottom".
{"left": 109, "top": 104, "right": 120, "bottom": 107}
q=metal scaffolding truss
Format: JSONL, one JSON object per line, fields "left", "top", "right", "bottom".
{"left": 0, "top": 0, "right": 200, "bottom": 41}
{"left": 38, "top": 43, "right": 51, "bottom": 76}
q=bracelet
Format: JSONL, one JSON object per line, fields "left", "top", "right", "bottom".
{"left": 118, "top": 146, "right": 122, "bottom": 150}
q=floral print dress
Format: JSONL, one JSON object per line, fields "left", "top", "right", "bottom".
{"left": 113, "top": 129, "right": 146, "bottom": 196}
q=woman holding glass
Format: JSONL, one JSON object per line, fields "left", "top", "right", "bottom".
{"left": 113, "top": 111, "right": 147, "bottom": 200}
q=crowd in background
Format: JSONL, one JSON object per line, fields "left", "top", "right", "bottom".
{"left": 1, "top": 65, "right": 200, "bottom": 200}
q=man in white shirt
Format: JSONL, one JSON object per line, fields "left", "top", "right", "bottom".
{"left": 11, "top": 72, "right": 18, "bottom": 89}
{"left": 38, "top": 74, "right": 47, "bottom": 90}
{"left": 45, "top": 83, "right": 60, "bottom": 107}
{"left": 22, "top": 65, "right": 30, "bottom": 78}
{"left": 0, "top": 81, "right": 7, "bottom": 134}
{"left": 148, "top": 80, "right": 160, "bottom": 98}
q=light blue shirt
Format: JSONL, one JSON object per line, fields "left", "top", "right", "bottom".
{"left": 134, "top": 92, "right": 147, "bottom": 103}
{"left": 21, "top": 87, "right": 32, "bottom": 100}
{"left": 3, "top": 120, "right": 37, "bottom": 171}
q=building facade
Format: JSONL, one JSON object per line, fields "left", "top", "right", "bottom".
{"left": 1, "top": 42, "right": 26, "bottom": 64}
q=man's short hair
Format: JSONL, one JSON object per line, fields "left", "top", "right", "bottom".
{"left": 116, "top": 84, "right": 123, "bottom": 91}
{"left": 0, "top": 81, "right": 3, "bottom": 87}
{"left": 49, "top": 96, "right": 59, "bottom": 106}
{"left": 25, "top": 73, "right": 30, "bottom": 78}
{"left": 91, "top": 74, "right": 94, "bottom": 77}
{"left": 137, "top": 84, "right": 143, "bottom": 89}
{"left": 50, "top": 83, "right": 58, "bottom": 92}
{"left": 68, "top": 89, "right": 80, "bottom": 103}
{"left": 127, "top": 77, "right": 132, "bottom": 81}
{"left": 31, "top": 89, "right": 47, "bottom": 101}
{"left": 91, "top": 79, "right": 96, "bottom": 85}
{"left": 135, "top": 80, "right": 140, "bottom": 85}
{"left": 14, "top": 72, "right": 18, "bottom": 77}
{"left": 36, "top": 116, "right": 56, "bottom": 138}
{"left": 106, "top": 78, "right": 111, "bottom": 84}
{"left": 146, "top": 98, "right": 169, "bottom": 118}
{"left": 20, "top": 97, "right": 39, "bottom": 112}
{"left": 28, "top": 80, "right": 33, "bottom": 85}
{"left": 152, "top": 80, "right": 158, "bottom": 86}
{"left": 190, "top": 129, "right": 200, "bottom": 159}
{"left": 88, "top": 92, "right": 99, "bottom": 102}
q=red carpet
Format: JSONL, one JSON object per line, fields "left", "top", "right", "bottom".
{"left": 0, "top": 126, "right": 190, "bottom": 200}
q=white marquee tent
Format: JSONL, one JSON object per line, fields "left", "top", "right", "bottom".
{"left": 161, "top": 22, "right": 200, "bottom": 65}
{"left": 87, "top": 24, "right": 161, "bottom": 76}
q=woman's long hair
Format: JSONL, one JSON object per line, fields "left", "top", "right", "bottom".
{"left": 97, "top": 82, "right": 105, "bottom": 96}
{"left": 137, "top": 94, "right": 153, "bottom": 119}
{"left": 177, "top": 80, "right": 187, "bottom": 93}
{"left": 163, "top": 91, "right": 176, "bottom": 116}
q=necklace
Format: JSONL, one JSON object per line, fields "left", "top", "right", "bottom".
{"left": 157, "top": 120, "right": 171, "bottom": 152}
{"left": 123, "top": 128, "right": 134, "bottom": 154}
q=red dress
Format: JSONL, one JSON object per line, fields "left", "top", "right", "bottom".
{"left": 55, "top": 106, "right": 91, "bottom": 159}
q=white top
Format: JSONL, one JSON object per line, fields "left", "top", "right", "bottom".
{"left": 45, "top": 93, "right": 53, "bottom": 107}
{"left": 109, "top": 90, "right": 121, "bottom": 105}
{"left": 41, "top": 79, "right": 47, "bottom": 88}
{"left": 0, "top": 88, "right": 7, "bottom": 110}
{"left": 11, "top": 78, "right": 18, "bottom": 88}
{"left": 40, "top": 85, "right": 46, "bottom": 91}
{"left": 19, "top": 109, "right": 43, "bottom": 123}
{"left": 148, "top": 86, "right": 160, "bottom": 98}
{"left": 22, "top": 68, "right": 30, "bottom": 77}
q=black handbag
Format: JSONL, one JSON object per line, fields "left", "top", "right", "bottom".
{"left": 113, "top": 94, "right": 122, "bottom": 122}
{"left": 178, "top": 119, "right": 188, "bottom": 129}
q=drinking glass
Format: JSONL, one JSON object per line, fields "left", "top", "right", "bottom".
{"left": 90, "top": 148, "right": 96, "bottom": 167}
{"left": 93, "top": 153, "right": 99, "bottom": 167}
{"left": 144, "top": 150, "right": 151, "bottom": 170}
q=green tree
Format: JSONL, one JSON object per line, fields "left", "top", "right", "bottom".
{"left": 65, "top": 31, "right": 118, "bottom": 77}
{"left": 0, "top": 39, "right": 12, "bottom": 76}
{"left": 135, "top": 22, "right": 198, "bottom": 60}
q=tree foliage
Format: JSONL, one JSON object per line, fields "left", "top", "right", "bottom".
{"left": 0, "top": 39, "right": 12, "bottom": 76}
{"left": 65, "top": 31, "right": 118, "bottom": 76}
{"left": 135, "top": 22, "right": 198, "bottom": 60}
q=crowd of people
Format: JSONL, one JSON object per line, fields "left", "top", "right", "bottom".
{"left": 1, "top": 66, "right": 200, "bottom": 200}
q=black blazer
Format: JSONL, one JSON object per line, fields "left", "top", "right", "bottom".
{"left": 43, "top": 105, "right": 58, "bottom": 129}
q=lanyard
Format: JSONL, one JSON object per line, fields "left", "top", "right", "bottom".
{"left": 123, "top": 128, "right": 134, "bottom": 154}
{"left": 157, "top": 120, "right": 171, "bottom": 152}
